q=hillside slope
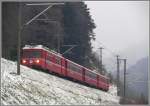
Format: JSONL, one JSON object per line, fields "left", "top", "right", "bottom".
{"left": 1, "top": 58, "right": 119, "bottom": 105}
{"left": 125, "top": 57, "right": 148, "bottom": 99}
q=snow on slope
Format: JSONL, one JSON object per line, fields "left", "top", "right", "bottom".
{"left": 1, "top": 58, "right": 119, "bottom": 105}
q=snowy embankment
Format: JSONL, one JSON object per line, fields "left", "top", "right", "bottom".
{"left": 1, "top": 58, "right": 119, "bottom": 105}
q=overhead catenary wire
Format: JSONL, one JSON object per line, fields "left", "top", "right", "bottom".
{"left": 92, "top": 40, "right": 119, "bottom": 73}
{"left": 95, "top": 40, "right": 117, "bottom": 57}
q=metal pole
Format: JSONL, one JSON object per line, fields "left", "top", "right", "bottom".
{"left": 124, "top": 59, "right": 126, "bottom": 98}
{"left": 17, "top": 2, "right": 22, "bottom": 75}
{"left": 116, "top": 55, "right": 120, "bottom": 95}
{"left": 56, "top": 22, "right": 60, "bottom": 53}
{"left": 99, "top": 47, "right": 104, "bottom": 74}
{"left": 100, "top": 48, "right": 102, "bottom": 73}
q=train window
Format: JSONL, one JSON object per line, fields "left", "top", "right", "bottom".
{"left": 99, "top": 76, "right": 105, "bottom": 82}
{"left": 23, "top": 51, "right": 41, "bottom": 58}
{"left": 85, "top": 71, "right": 96, "bottom": 79}
{"left": 55, "top": 56, "right": 61, "bottom": 65}
{"left": 61, "top": 59, "right": 65, "bottom": 67}
{"left": 47, "top": 55, "right": 50, "bottom": 60}
{"left": 68, "top": 62, "right": 81, "bottom": 73}
{"left": 106, "top": 79, "right": 109, "bottom": 84}
{"left": 47, "top": 53, "right": 53, "bottom": 62}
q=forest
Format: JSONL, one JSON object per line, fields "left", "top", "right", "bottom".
{"left": 2, "top": 2, "right": 105, "bottom": 73}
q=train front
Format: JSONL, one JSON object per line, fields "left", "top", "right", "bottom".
{"left": 21, "top": 45, "right": 44, "bottom": 69}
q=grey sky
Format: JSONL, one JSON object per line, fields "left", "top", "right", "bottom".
{"left": 85, "top": 1, "right": 149, "bottom": 68}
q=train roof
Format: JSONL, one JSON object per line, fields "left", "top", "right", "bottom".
{"left": 23, "top": 45, "right": 109, "bottom": 80}
{"left": 23, "top": 45, "right": 62, "bottom": 57}
{"left": 65, "top": 58, "right": 108, "bottom": 79}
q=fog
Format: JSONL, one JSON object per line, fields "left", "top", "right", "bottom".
{"left": 85, "top": 1, "right": 149, "bottom": 68}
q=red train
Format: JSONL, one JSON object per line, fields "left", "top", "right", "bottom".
{"left": 21, "top": 45, "right": 110, "bottom": 91}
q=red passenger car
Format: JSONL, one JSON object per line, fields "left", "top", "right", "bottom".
{"left": 21, "top": 45, "right": 109, "bottom": 91}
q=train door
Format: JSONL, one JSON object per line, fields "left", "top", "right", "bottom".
{"left": 65, "top": 59, "right": 68, "bottom": 76}
{"left": 60, "top": 58, "right": 65, "bottom": 76}
{"left": 97, "top": 75, "right": 99, "bottom": 88}
{"left": 42, "top": 50, "right": 47, "bottom": 69}
{"left": 82, "top": 68, "right": 85, "bottom": 81}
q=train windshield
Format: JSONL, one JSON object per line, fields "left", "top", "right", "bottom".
{"left": 23, "top": 51, "right": 41, "bottom": 58}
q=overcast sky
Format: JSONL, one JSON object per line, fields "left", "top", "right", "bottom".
{"left": 85, "top": 1, "right": 149, "bottom": 68}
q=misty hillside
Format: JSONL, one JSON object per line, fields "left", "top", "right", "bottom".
{"left": 125, "top": 57, "right": 149, "bottom": 99}
{"left": 1, "top": 58, "right": 119, "bottom": 105}
{"left": 116, "top": 56, "right": 148, "bottom": 101}
{"left": 110, "top": 56, "right": 148, "bottom": 101}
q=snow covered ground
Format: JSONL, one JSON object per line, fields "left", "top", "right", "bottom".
{"left": 1, "top": 58, "right": 119, "bottom": 105}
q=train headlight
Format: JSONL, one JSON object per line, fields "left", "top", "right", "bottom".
{"left": 36, "top": 59, "right": 40, "bottom": 63}
{"left": 22, "top": 60, "right": 26, "bottom": 64}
